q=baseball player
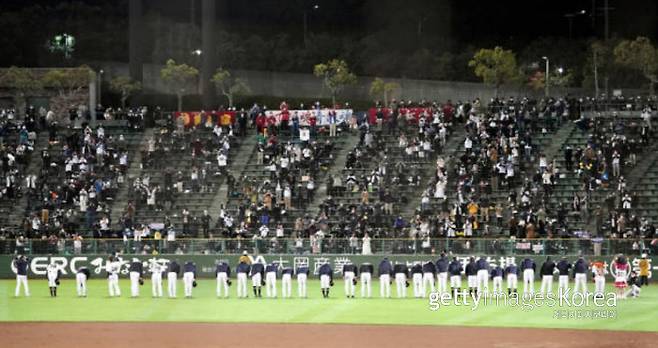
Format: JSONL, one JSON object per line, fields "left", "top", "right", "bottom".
{"left": 421, "top": 260, "right": 436, "bottom": 296}
{"left": 319, "top": 261, "right": 334, "bottom": 298}
{"left": 342, "top": 261, "right": 358, "bottom": 298}
{"left": 215, "top": 261, "right": 231, "bottom": 298}
{"left": 556, "top": 257, "right": 572, "bottom": 294}
{"left": 129, "top": 259, "right": 144, "bottom": 297}
{"left": 465, "top": 257, "right": 477, "bottom": 296}
{"left": 150, "top": 260, "right": 164, "bottom": 298}
{"left": 13, "top": 255, "right": 30, "bottom": 297}
{"left": 520, "top": 257, "right": 536, "bottom": 297}
{"left": 236, "top": 260, "right": 251, "bottom": 298}
{"left": 250, "top": 260, "right": 265, "bottom": 298}
{"left": 359, "top": 262, "right": 373, "bottom": 298}
{"left": 573, "top": 256, "right": 588, "bottom": 295}
{"left": 76, "top": 266, "right": 90, "bottom": 297}
{"left": 448, "top": 257, "right": 462, "bottom": 298}
{"left": 106, "top": 255, "right": 121, "bottom": 297}
{"left": 167, "top": 259, "right": 181, "bottom": 298}
{"left": 281, "top": 266, "right": 294, "bottom": 298}
{"left": 297, "top": 265, "right": 309, "bottom": 298}
{"left": 46, "top": 260, "right": 61, "bottom": 297}
{"left": 539, "top": 256, "right": 556, "bottom": 295}
{"left": 183, "top": 260, "right": 197, "bottom": 298}
{"left": 378, "top": 257, "right": 393, "bottom": 298}
{"left": 592, "top": 260, "right": 607, "bottom": 298}
{"left": 490, "top": 265, "right": 503, "bottom": 296}
{"left": 475, "top": 256, "right": 489, "bottom": 296}
{"left": 504, "top": 261, "right": 519, "bottom": 295}
{"left": 265, "top": 262, "right": 278, "bottom": 298}
{"left": 393, "top": 262, "right": 409, "bottom": 298}
{"left": 410, "top": 262, "right": 423, "bottom": 298}
{"left": 435, "top": 252, "right": 449, "bottom": 295}
{"left": 625, "top": 271, "right": 642, "bottom": 298}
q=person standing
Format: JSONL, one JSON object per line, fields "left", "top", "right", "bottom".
{"left": 106, "top": 255, "right": 121, "bottom": 297}
{"left": 265, "top": 262, "right": 278, "bottom": 298}
{"left": 151, "top": 260, "right": 164, "bottom": 298}
{"left": 378, "top": 257, "right": 393, "bottom": 298}
{"left": 319, "top": 261, "right": 333, "bottom": 298}
{"left": 250, "top": 260, "right": 265, "bottom": 298}
{"left": 539, "top": 257, "right": 556, "bottom": 295}
{"left": 297, "top": 265, "right": 309, "bottom": 298}
{"left": 236, "top": 260, "right": 251, "bottom": 298}
{"left": 281, "top": 266, "right": 293, "bottom": 298}
{"left": 465, "top": 257, "right": 477, "bottom": 296}
{"left": 13, "top": 255, "right": 30, "bottom": 297}
{"left": 359, "top": 262, "right": 374, "bottom": 298}
{"left": 639, "top": 254, "right": 650, "bottom": 286}
{"left": 183, "top": 260, "right": 197, "bottom": 298}
{"left": 504, "top": 261, "right": 519, "bottom": 295}
{"left": 556, "top": 257, "right": 572, "bottom": 294}
{"left": 342, "top": 262, "right": 358, "bottom": 298}
{"left": 410, "top": 262, "right": 423, "bottom": 298}
{"left": 422, "top": 260, "right": 437, "bottom": 296}
{"left": 573, "top": 256, "right": 588, "bottom": 295}
{"left": 521, "top": 257, "right": 536, "bottom": 297}
{"left": 435, "top": 253, "right": 449, "bottom": 296}
{"left": 490, "top": 265, "right": 503, "bottom": 296}
{"left": 592, "top": 260, "right": 607, "bottom": 298}
{"left": 129, "top": 259, "right": 144, "bottom": 298}
{"left": 46, "top": 260, "right": 61, "bottom": 297}
{"left": 612, "top": 255, "right": 629, "bottom": 299}
{"left": 475, "top": 256, "right": 489, "bottom": 296}
{"left": 76, "top": 266, "right": 90, "bottom": 297}
{"left": 216, "top": 261, "right": 231, "bottom": 298}
{"left": 393, "top": 262, "right": 409, "bottom": 298}
{"left": 448, "top": 257, "right": 463, "bottom": 298}
{"left": 167, "top": 259, "right": 181, "bottom": 298}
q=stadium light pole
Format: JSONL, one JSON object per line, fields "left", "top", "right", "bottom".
{"left": 303, "top": 4, "right": 320, "bottom": 49}
{"left": 542, "top": 56, "right": 550, "bottom": 97}
{"left": 564, "top": 9, "right": 586, "bottom": 39}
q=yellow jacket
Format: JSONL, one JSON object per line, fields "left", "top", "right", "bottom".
{"left": 239, "top": 255, "right": 251, "bottom": 264}
{"left": 639, "top": 259, "right": 650, "bottom": 276}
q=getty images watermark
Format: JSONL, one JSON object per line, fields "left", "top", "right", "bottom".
{"left": 428, "top": 289, "right": 618, "bottom": 319}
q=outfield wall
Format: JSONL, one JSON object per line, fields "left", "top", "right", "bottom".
{"left": 3, "top": 254, "right": 655, "bottom": 281}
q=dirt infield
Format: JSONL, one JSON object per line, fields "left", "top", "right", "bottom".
{"left": 1, "top": 322, "right": 656, "bottom": 348}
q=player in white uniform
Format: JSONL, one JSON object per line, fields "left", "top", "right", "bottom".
{"left": 281, "top": 267, "right": 293, "bottom": 298}
{"left": 215, "top": 261, "right": 231, "bottom": 298}
{"left": 296, "top": 266, "right": 309, "bottom": 298}
{"left": 106, "top": 256, "right": 122, "bottom": 297}
{"left": 359, "top": 263, "right": 373, "bottom": 298}
{"left": 46, "top": 261, "right": 61, "bottom": 297}
{"left": 592, "top": 261, "right": 607, "bottom": 298}
{"left": 342, "top": 262, "right": 357, "bottom": 298}
{"left": 167, "top": 260, "right": 181, "bottom": 298}
{"left": 151, "top": 261, "right": 164, "bottom": 298}
{"left": 76, "top": 267, "right": 90, "bottom": 297}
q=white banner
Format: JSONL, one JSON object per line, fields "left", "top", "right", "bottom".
{"left": 264, "top": 109, "right": 353, "bottom": 126}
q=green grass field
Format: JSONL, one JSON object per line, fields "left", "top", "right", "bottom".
{"left": 1, "top": 279, "right": 656, "bottom": 332}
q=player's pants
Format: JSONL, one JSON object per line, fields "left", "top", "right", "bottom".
{"left": 523, "top": 270, "right": 534, "bottom": 295}
{"left": 412, "top": 273, "right": 423, "bottom": 297}
{"left": 320, "top": 274, "right": 331, "bottom": 289}
{"left": 360, "top": 272, "right": 371, "bottom": 298}
{"left": 108, "top": 273, "right": 120, "bottom": 297}
{"left": 395, "top": 273, "right": 407, "bottom": 298}
{"left": 297, "top": 273, "right": 307, "bottom": 297}
{"left": 540, "top": 275, "right": 553, "bottom": 295}
{"left": 344, "top": 271, "right": 355, "bottom": 297}
{"left": 422, "top": 272, "right": 435, "bottom": 295}
{"left": 130, "top": 271, "right": 141, "bottom": 297}
{"left": 379, "top": 274, "right": 391, "bottom": 298}
{"left": 574, "top": 273, "right": 587, "bottom": 295}
{"left": 282, "top": 274, "right": 292, "bottom": 298}
{"left": 237, "top": 273, "right": 248, "bottom": 298}
{"left": 152, "top": 273, "right": 163, "bottom": 297}
{"left": 467, "top": 275, "right": 477, "bottom": 289}
{"left": 558, "top": 275, "right": 569, "bottom": 293}
{"left": 450, "top": 275, "right": 461, "bottom": 294}
{"left": 265, "top": 272, "right": 277, "bottom": 297}
{"left": 183, "top": 271, "right": 194, "bottom": 297}
{"left": 492, "top": 276, "right": 503, "bottom": 295}
{"left": 251, "top": 273, "right": 262, "bottom": 287}
{"left": 216, "top": 272, "right": 228, "bottom": 297}
{"left": 625, "top": 284, "right": 641, "bottom": 298}
{"left": 15, "top": 275, "right": 29, "bottom": 297}
{"left": 76, "top": 273, "right": 87, "bottom": 296}
{"left": 507, "top": 274, "right": 517, "bottom": 291}
{"left": 594, "top": 276, "right": 605, "bottom": 296}
{"left": 437, "top": 272, "right": 448, "bottom": 295}
{"left": 167, "top": 272, "right": 177, "bottom": 297}
{"left": 476, "top": 270, "right": 489, "bottom": 294}
{"left": 48, "top": 273, "right": 58, "bottom": 287}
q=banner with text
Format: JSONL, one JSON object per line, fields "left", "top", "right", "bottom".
{"left": 173, "top": 111, "right": 236, "bottom": 128}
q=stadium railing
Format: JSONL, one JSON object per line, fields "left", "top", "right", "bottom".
{"left": 1, "top": 238, "right": 654, "bottom": 256}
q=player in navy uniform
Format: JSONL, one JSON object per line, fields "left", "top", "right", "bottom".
{"left": 521, "top": 257, "right": 536, "bottom": 297}
{"left": 378, "top": 257, "right": 393, "bottom": 298}
{"left": 215, "top": 261, "right": 231, "bottom": 298}
{"left": 250, "top": 261, "right": 265, "bottom": 298}
{"left": 504, "top": 262, "right": 519, "bottom": 295}
{"left": 167, "top": 260, "right": 181, "bottom": 298}
{"left": 296, "top": 265, "right": 309, "bottom": 298}
{"left": 236, "top": 260, "right": 251, "bottom": 298}
{"left": 573, "top": 256, "right": 588, "bottom": 295}
{"left": 13, "top": 255, "right": 30, "bottom": 297}
{"left": 490, "top": 265, "right": 504, "bottom": 296}
{"left": 410, "top": 262, "right": 423, "bottom": 298}
{"left": 556, "top": 257, "right": 572, "bottom": 294}
{"left": 129, "top": 259, "right": 144, "bottom": 297}
{"left": 475, "top": 256, "right": 489, "bottom": 296}
{"left": 265, "top": 262, "right": 278, "bottom": 298}
{"left": 183, "top": 260, "right": 197, "bottom": 298}
{"left": 435, "top": 253, "right": 449, "bottom": 295}
{"left": 342, "top": 262, "right": 358, "bottom": 298}
{"left": 318, "top": 262, "right": 333, "bottom": 298}
{"left": 393, "top": 262, "right": 409, "bottom": 298}
{"left": 76, "top": 266, "right": 91, "bottom": 297}
{"left": 359, "top": 262, "right": 374, "bottom": 298}
{"left": 422, "top": 260, "right": 437, "bottom": 296}
{"left": 448, "top": 257, "right": 462, "bottom": 298}
{"left": 465, "top": 257, "right": 477, "bottom": 296}
{"left": 281, "top": 266, "right": 294, "bottom": 298}
{"left": 539, "top": 256, "right": 556, "bottom": 295}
